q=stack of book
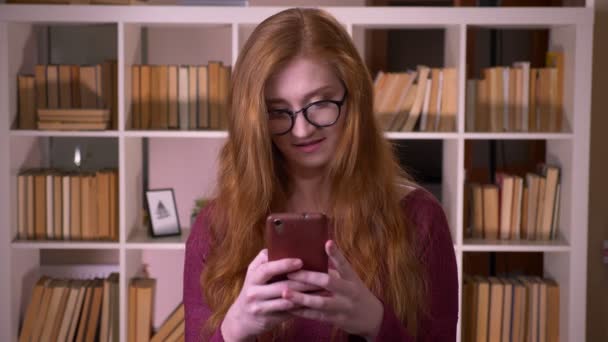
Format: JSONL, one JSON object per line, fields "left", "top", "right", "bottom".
{"left": 462, "top": 275, "right": 559, "bottom": 342}
{"left": 373, "top": 65, "right": 458, "bottom": 132}
{"left": 16, "top": 169, "right": 119, "bottom": 242}
{"left": 466, "top": 165, "right": 561, "bottom": 241}
{"left": 130, "top": 62, "right": 231, "bottom": 130}
{"left": 17, "top": 61, "right": 117, "bottom": 131}
{"left": 19, "top": 273, "right": 119, "bottom": 342}
{"left": 466, "top": 51, "right": 564, "bottom": 132}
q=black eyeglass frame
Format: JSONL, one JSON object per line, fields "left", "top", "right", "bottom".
{"left": 268, "top": 90, "right": 348, "bottom": 136}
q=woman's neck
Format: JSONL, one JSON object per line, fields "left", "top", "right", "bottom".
{"left": 285, "top": 164, "right": 330, "bottom": 213}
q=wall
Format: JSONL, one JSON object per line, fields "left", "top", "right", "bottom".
{"left": 587, "top": 0, "right": 608, "bottom": 340}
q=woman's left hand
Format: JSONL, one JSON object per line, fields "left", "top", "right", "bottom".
{"left": 283, "top": 240, "right": 384, "bottom": 341}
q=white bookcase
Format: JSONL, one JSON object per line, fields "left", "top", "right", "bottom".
{"left": 0, "top": 5, "right": 594, "bottom": 342}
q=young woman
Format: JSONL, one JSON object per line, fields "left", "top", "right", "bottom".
{"left": 184, "top": 7, "right": 457, "bottom": 341}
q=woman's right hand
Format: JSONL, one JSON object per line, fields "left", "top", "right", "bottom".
{"left": 220, "top": 249, "right": 317, "bottom": 342}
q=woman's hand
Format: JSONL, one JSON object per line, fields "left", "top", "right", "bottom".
{"left": 221, "top": 249, "right": 319, "bottom": 342}
{"left": 283, "top": 240, "right": 384, "bottom": 341}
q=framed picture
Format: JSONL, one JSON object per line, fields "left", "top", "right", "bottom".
{"left": 145, "top": 188, "right": 181, "bottom": 237}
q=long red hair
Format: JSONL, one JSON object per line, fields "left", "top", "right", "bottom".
{"left": 201, "top": 7, "right": 426, "bottom": 339}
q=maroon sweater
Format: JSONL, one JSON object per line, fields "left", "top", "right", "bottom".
{"left": 183, "top": 188, "right": 458, "bottom": 341}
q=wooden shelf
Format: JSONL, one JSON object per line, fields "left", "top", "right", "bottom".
{"left": 11, "top": 239, "right": 120, "bottom": 250}
{"left": 0, "top": 5, "right": 594, "bottom": 342}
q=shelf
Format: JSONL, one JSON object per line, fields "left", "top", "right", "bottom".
{"left": 123, "top": 130, "right": 228, "bottom": 139}
{"left": 462, "top": 238, "right": 570, "bottom": 252}
{"left": 0, "top": 5, "right": 593, "bottom": 342}
{"left": 11, "top": 239, "right": 119, "bottom": 250}
{"left": 384, "top": 132, "right": 459, "bottom": 140}
{"left": 9, "top": 129, "right": 120, "bottom": 138}
{"left": 463, "top": 132, "right": 574, "bottom": 140}
{"left": 125, "top": 228, "right": 190, "bottom": 250}
{"left": 0, "top": 6, "right": 591, "bottom": 27}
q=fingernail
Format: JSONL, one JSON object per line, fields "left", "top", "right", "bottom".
{"left": 293, "top": 259, "right": 302, "bottom": 267}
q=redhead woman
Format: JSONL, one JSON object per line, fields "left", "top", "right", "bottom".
{"left": 184, "top": 7, "right": 458, "bottom": 341}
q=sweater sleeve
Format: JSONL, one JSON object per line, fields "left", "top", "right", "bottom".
{"left": 183, "top": 205, "right": 225, "bottom": 342}
{"left": 374, "top": 189, "right": 459, "bottom": 341}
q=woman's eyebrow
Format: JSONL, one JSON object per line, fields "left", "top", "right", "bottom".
{"left": 266, "top": 85, "right": 336, "bottom": 105}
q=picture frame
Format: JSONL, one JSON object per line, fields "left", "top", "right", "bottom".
{"left": 145, "top": 188, "right": 181, "bottom": 237}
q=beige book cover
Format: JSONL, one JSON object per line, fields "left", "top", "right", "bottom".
{"left": 18, "top": 276, "right": 50, "bottom": 342}
{"left": 168, "top": 65, "right": 179, "bottom": 129}
{"left": 47, "top": 65, "right": 60, "bottom": 109}
{"left": 483, "top": 185, "right": 499, "bottom": 240}
{"left": 140, "top": 65, "right": 151, "bottom": 129}
{"left": 35, "top": 65, "right": 48, "bottom": 110}
{"left": 438, "top": 67, "right": 457, "bottom": 132}
{"left": 59, "top": 65, "right": 72, "bottom": 109}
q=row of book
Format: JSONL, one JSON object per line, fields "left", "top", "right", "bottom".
{"left": 462, "top": 275, "right": 559, "bottom": 342}
{"left": 128, "top": 278, "right": 184, "bottom": 342}
{"left": 19, "top": 273, "right": 119, "bottom": 342}
{"left": 466, "top": 165, "right": 561, "bottom": 241}
{"left": 17, "top": 169, "right": 119, "bottom": 242}
{"left": 466, "top": 51, "right": 564, "bottom": 133}
{"left": 17, "top": 61, "right": 117, "bottom": 131}
{"left": 373, "top": 66, "right": 458, "bottom": 132}
{"left": 130, "top": 62, "right": 231, "bottom": 131}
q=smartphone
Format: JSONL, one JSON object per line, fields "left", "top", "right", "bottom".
{"left": 265, "top": 212, "right": 329, "bottom": 283}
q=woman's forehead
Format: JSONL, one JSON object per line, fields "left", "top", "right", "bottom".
{"left": 264, "top": 57, "right": 341, "bottom": 101}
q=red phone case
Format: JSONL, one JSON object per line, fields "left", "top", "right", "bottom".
{"left": 265, "top": 213, "right": 329, "bottom": 283}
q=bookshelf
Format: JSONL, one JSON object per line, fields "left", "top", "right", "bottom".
{"left": 0, "top": 5, "right": 594, "bottom": 342}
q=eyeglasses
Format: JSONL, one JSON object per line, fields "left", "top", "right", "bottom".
{"left": 267, "top": 90, "right": 348, "bottom": 136}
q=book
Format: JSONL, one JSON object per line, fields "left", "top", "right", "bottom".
{"left": 140, "top": 65, "right": 151, "bottom": 129}
{"left": 18, "top": 276, "right": 50, "bottom": 342}
{"left": 196, "top": 65, "right": 209, "bottom": 129}
{"left": 423, "top": 69, "right": 441, "bottom": 131}
{"left": 130, "top": 278, "right": 156, "bottom": 342}
{"left": 189, "top": 65, "right": 198, "bottom": 130}
{"left": 178, "top": 66, "right": 189, "bottom": 130}
{"left": 510, "top": 176, "right": 523, "bottom": 240}
{"left": 34, "top": 65, "right": 47, "bottom": 110}
{"left": 47, "top": 65, "right": 60, "bottom": 109}
{"left": 475, "top": 276, "right": 490, "bottom": 342}
{"left": 438, "top": 67, "right": 458, "bottom": 132}
{"left": 488, "top": 278, "right": 504, "bottom": 341}
{"left": 465, "top": 79, "right": 477, "bottom": 132}
{"left": 59, "top": 65, "right": 72, "bottom": 109}
{"left": 84, "top": 279, "right": 104, "bottom": 341}
{"left": 208, "top": 61, "right": 222, "bottom": 129}
{"left": 132, "top": 65, "right": 141, "bottom": 129}
{"left": 475, "top": 78, "right": 489, "bottom": 131}
{"left": 169, "top": 65, "right": 179, "bottom": 129}
{"left": 471, "top": 183, "right": 484, "bottom": 238}
{"left": 219, "top": 64, "right": 231, "bottom": 130}
{"left": 546, "top": 51, "right": 564, "bottom": 132}
{"left": 46, "top": 173, "right": 54, "bottom": 239}
{"left": 18, "top": 75, "right": 36, "bottom": 129}
{"left": 498, "top": 174, "right": 514, "bottom": 239}
{"left": 159, "top": 65, "right": 170, "bottom": 129}
{"left": 482, "top": 185, "right": 499, "bottom": 240}
{"left": 539, "top": 165, "right": 560, "bottom": 240}
{"left": 151, "top": 303, "right": 185, "bottom": 342}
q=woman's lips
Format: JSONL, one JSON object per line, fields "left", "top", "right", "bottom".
{"left": 293, "top": 138, "right": 325, "bottom": 153}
